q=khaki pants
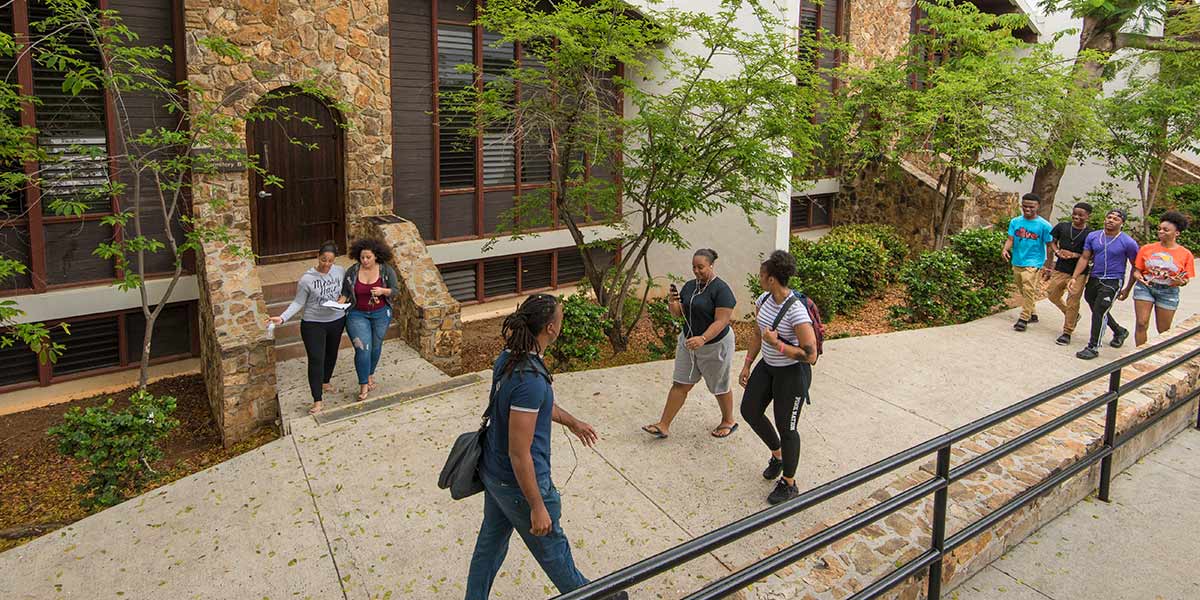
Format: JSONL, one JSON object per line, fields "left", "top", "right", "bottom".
{"left": 1045, "top": 271, "right": 1085, "bottom": 334}
{"left": 1012, "top": 267, "right": 1042, "bottom": 322}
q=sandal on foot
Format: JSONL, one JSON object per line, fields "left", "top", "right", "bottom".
{"left": 711, "top": 423, "right": 739, "bottom": 438}
{"left": 641, "top": 424, "right": 669, "bottom": 439}
{"left": 308, "top": 403, "right": 324, "bottom": 415}
{"left": 357, "top": 388, "right": 369, "bottom": 402}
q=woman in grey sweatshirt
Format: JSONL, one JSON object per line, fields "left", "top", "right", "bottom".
{"left": 267, "top": 241, "right": 347, "bottom": 414}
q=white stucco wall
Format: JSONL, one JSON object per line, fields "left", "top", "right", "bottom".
{"left": 981, "top": 8, "right": 1164, "bottom": 219}
{"left": 631, "top": 0, "right": 797, "bottom": 312}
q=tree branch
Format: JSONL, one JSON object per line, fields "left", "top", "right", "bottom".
{"left": 1116, "top": 32, "right": 1200, "bottom": 52}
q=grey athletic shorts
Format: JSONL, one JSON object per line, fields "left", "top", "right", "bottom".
{"left": 672, "top": 330, "right": 736, "bottom": 395}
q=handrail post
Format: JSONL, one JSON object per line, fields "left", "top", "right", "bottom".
{"left": 926, "top": 445, "right": 952, "bottom": 600}
{"left": 1099, "top": 370, "right": 1121, "bottom": 502}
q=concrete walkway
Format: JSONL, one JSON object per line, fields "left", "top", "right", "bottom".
{"left": 3, "top": 285, "right": 1200, "bottom": 599}
{"left": 953, "top": 428, "right": 1200, "bottom": 600}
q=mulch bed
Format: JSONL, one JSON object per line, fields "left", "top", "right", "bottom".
{"left": 459, "top": 285, "right": 911, "bottom": 374}
{"left": 0, "top": 374, "right": 277, "bottom": 552}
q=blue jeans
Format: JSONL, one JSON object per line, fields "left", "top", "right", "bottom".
{"left": 465, "top": 473, "right": 588, "bottom": 599}
{"left": 344, "top": 307, "right": 390, "bottom": 385}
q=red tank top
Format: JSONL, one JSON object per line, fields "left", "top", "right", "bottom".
{"left": 354, "top": 277, "right": 384, "bottom": 312}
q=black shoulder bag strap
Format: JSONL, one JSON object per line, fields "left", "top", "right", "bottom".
{"left": 770, "top": 292, "right": 799, "bottom": 339}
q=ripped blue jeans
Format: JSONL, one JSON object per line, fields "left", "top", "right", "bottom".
{"left": 344, "top": 306, "right": 391, "bottom": 385}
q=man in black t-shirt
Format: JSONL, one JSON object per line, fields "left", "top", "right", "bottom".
{"left": 1045, "top": 202, "right": 1093, "bottom": 346}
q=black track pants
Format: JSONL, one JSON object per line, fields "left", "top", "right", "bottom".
{"left": 1084, "top": 278, "right": 1124, "bottom": 349}
{"left": 740, "top": 361, "right": 811, "bottom": 479}
{"left": 300, "top": 317, "right": 345, "bottom": 402}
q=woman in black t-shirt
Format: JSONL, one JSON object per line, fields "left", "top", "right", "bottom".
{"left": 642, "top": 249, "right": 739, "bottom": 439}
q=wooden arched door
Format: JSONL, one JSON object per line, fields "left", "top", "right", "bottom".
{"left": 248, "top": 92, "right": 345, "bottom": 263}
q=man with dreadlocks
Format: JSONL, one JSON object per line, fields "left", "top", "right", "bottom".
{"left": 465, "top": 294, "right": 627, "bottom": 600}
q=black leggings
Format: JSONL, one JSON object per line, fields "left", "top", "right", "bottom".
{"left": 1084, "top": 278, "right": 1125, "bottom": 348}
{"left": 740, "top": 361, "right": 811, "bottom": 479}
{"left": 300, "top": 317, "right": 345, "bottom": 402}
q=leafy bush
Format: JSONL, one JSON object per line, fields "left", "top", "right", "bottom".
{"left": 828, "top": 224, "right": 910, "bottom": 274}
{"left": 1073, "top": 184, "right": 1142, "bottom": 237}
{"left": 948, "top": 227, "right": 1012, "bottom": 292}
{"left": 1156, "top": 184, "right": 1200, "bottom": 253}
{"left": 746, "top": 246, "right": 853, "bottom": 321}
{"left": 797, "top": 233, "right": 889, "bottom": 304}
{"left": 893, "top": 250, "right": 1008, "bottom": 326}
{"left": 645, "top": 298, "right": 683, "bottom": 360}
{"left": 547, "top": 292, "right": 612, "bottom": 369}
{"left": 47, "top": 391, "right": 179, "bottom": 508}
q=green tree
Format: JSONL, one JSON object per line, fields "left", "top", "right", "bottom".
{"left": 825, "top": 0, "right": 1089, "bottom": 248}
{"left": 456, "top": 0, "right": 822, "bottom": 352}
{"left": 1030, "top": 0, "right": 1200, "bottom": 216}
{"left": 1097, "top": 52, "right": 1200, "bottom": 236}
{"left": 20, "top": 0, "right": 346, "bottom": 388}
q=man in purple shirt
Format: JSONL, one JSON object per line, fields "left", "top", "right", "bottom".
{"left": 1068, "top": 209, "right": 1139, "bottom": 359}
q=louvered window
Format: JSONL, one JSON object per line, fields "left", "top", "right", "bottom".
{"left": 556, "top": 247, "right": 585, "bottom": 286}
{"left": 51, "top": 315, "right": 120, "bottom": 375}
{"left": 799, "top": 0, "right": 846, "bottom": 94}
{"left": 791, "top": 194, "right": 835, "bottom": 231}
{"left": 440, "top": 264, "right": 478, "bottom": 303}
{"left": 124, "top": 303, "right": 192, "bottom": 364}
{"left": 30, "top": 0, "right": 110, "bottom": 216}
{"left": 0, "top": 338, "right": 39, "bottom": 387}
{"left": 430, "top": 1, "right": 621, "bottom": 242}
{"left": 483, "top": 256, "right": 518, "bottom": 297}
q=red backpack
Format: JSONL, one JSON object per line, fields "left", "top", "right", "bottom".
{"left": 759, "top": 291, "right": 825, "bottom": 363}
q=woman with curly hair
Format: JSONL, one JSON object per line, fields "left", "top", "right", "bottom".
{"left": 339, "top": 238, "right": 400, "bottom": 401}
{"left": 1122, "top": 211, "right": 1196, "bottom": 346}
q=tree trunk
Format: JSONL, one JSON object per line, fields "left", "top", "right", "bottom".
{"left": 1033, "top": 16, "right": 1119, "bottom": 219}
{"left": 934, "top": 167, "right": 959, "bottom": 249}
{"left": 139, "top": 314, "right": 155, "bottom": 390}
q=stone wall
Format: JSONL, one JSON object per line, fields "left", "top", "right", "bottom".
{"left": 1157, "top": 154, "right": 1200, "bottom": 203}
{"left": 741, "top": 316, "right": 1200, "bottom": 600}
{"left": 185, "top": 0, "right": 393, "bottom": 237}
{"left": 192, "top": 179, "right": 279, "bottom": 447}
{"left": 363, "top": 217, "right": 463, "bottom": 374}
{"left": 846, "top": 0, "right": 913, "bottom": 68}
{"left": 185, "top": 0, "right": 395, "bottom": 443}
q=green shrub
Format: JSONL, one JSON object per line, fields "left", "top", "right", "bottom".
{"left": 1157, "top": 184, "right": 1200, "bottom": 253}
{"left": 1072, "top": 184, "right": 1141, "bottom": 235}
{"left": 828, "top": 224, "right": 910, "bottom": 274}
{"left": 948, "top": 227, "right": 1012, "bottom": 292}
{"left": 893, "top": 250, "right": 1007, "bottom": 326}
{"left": 547, "top": 292, "right": 612, "bottom": 369}
{"left": 798, "top": 233, "right": 889, "bottom": 304}
{"left": 745, "top": 249, "right": 853, "bottom": 320}
{"left": 645, "top": 297, "right": 683, "bottom": 360}
{"left": 47, "top": 391, "right": 179, "bottom": 508}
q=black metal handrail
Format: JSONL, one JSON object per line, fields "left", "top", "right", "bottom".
{"left": 555, "top": 325, "right": 1200, "bottom": 600}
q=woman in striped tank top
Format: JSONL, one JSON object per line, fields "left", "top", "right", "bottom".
{"left": 739, "top": 250, "right": 818, "bottom": 505}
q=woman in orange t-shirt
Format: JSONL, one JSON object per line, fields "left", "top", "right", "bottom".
{"left": 1121, "top": 211, "right": 1196, "bottom": 346}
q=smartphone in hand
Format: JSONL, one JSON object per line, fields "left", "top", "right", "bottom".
{"left": 669, "top": 283, "right": 680, "bottom": 302}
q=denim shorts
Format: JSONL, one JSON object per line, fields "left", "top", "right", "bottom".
{"left": 1132, "top": 282, "right": 1181, "bottom": 310}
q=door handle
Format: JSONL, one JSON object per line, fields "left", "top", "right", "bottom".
{"left": 258, "top": 190, "right": 272, "bottom": 199}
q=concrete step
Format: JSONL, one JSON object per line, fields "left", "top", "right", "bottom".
{"left": 272, "top": 322, "right": 403, "bottom": 362}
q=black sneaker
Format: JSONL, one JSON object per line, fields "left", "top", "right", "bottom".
{"left": 762, "top": 456, "right": 783, "bottom": 480}
{"left": 1029, "top": 314, "right": 1039, "bottom": 323}
{"left": 767, "top": 479, "right": 799, "bottom": 505}
{"left": 1014, "top": 319, "right": 1028, "bottom": 332}
{"left": 1055, "top": 333, "right": 1071, "bottom": 346}
{"left": 1110, "top": 328, "right": 1129, "bottom": 348}
{"left": 1076, "top": 346, "right": 1099, "bottom": 360}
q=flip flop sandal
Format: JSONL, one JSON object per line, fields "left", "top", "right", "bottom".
{"left": 711, "top": 423, "right": 739, "bottom": 438}
{"left": 641, "top": 424, "right": 669, "bottom": 439}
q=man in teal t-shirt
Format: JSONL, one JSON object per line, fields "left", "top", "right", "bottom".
{"left": 1002, "top": 193, "right": 1054, "bottom": 331}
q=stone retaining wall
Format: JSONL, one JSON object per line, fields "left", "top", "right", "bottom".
{"left": 363, "top": 217, "right": 463, "bottom": 374}
{"left": 742, "top": 316, "right": 1200, "bottom": 600}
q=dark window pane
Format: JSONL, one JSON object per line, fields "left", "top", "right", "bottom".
{"left": 790, "top": 196, "right": 810, "bottom": 229}
{"left": 0, "top": 225, "right": 33, "bottom": 290}
{"left": 521, "top": 128, "right": 551, "bottom": 184}
{"left": 556, "top": 247, "right": 585, "bottom": 286}
{"left": 439, "top": 193, "right": 476, "bottom": 238}
{"left": 438, "top": 0, "right": 474, "bottom": 22}
{"left": 811, "top": 194, "right": 834, "bottom": 227}
{"left": 483, "top": 189, "right": 514, "bottom": 234}
{"left": 483, "top": 256, "right": 517, "bottom": 298}
{"left": 124, "top": 303, "right": 193, "bottom": 364}
{"left": 44, "top": 221, "right": 114, "bottom": 284}
{"left": 438, "top": 25, "right": 477, "bottom": 189}
{"left": 52, "top": 315, "right": 120, "bottom": 375}
{"left": 521, "top": 252, "right": 552, "bottom": 291}
{"left": 439, "top": 264, "right": 478, "bottom": 303}
{"left": 0, "top": 339, "right": 40, "bottom": 388}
